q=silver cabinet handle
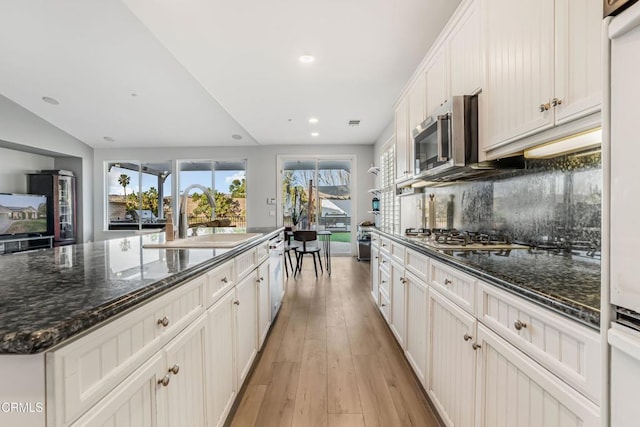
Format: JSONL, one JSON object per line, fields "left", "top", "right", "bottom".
{"left": 221, "top": 277, "right": 228, "bottom": 283}
{"left": 552, "top": 97, "right": 563, "bottom": 107}
{"left": 381, "top": 303, "right": 387, "bottom": 307}
{"left": 444, "top": 279, "right": 452, "bottom": 285}
{"left": 233, "top": 300, "right": 240, "bottom": 306}
{"left": 539, "top": 102, "right": 550, "bottom": 112}
{"left": 464, "top": 333, "right": 473, "bottom": 341}
{"left": 514, "top": 320, "right": 527, "bottom": 331}
{"left": 157, "top": 317, "right": 169, "bottom": 327}
{"left": 169, "top": 364, "right": 180, "bottom": 375}
{"left": 472, "top": 343, "right": 482, "bottom": 350}
{"left": 158, "top": 375, "right": 170, "bottom": 387}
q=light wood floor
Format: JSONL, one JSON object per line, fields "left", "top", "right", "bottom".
{"left": 228, "top": 257, "right": 441, "bottom": 427}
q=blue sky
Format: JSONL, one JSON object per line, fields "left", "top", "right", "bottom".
{"left": 108, "top": 167, "right": 245, "bottom": 195}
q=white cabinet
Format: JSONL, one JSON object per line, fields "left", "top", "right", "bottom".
{"left": 162, "top": 315, "right": 208, "bottom": 427}
{"left": 425, "top": 44, "right": 450, "bottom": 116}
{"left": 70, "top": 354, "right": 167, "bottom": 427}
{"left": 483, "top": 0, "right": 602, "bottom": 153}
{"left": 408, "top": 74, "right": 427, "bottom": 132}
{"left": 394, "top": 97, "right": 411, "bottom": 182}
{"left": 426, "top": 288, "right": 477, "bottom": 427}
{"left": 390, "top": 260, "right": 407, "bottom": 348}
{"left": 371, "top": 244, "right": 379, "bottom": 304}
{"left": 475, "top": 324, "right": 600, "bottom": 427}
{"left": 206, "top": 289, "right": 236, "bottom": 427}
{"left": 235, "top": 273, "right": 258, "bottom": 385}
{"left": 405, "top": 271, "right": 428, "bottom": 385}
{"left": 257, "top": 260, "right": 271, "bottom": 349}
{"left": 449, "top": 0, "right": 483, "bottom": 97}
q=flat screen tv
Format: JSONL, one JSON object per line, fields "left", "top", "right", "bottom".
{"left": 0, "top": 193, "right": 48, "bottom": 237}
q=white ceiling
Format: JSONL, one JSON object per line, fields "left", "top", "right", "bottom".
{"left": 0, "top": 0, "right": 461, "bottom": 148}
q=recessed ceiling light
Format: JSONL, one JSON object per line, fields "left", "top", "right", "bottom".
{"left": 131, "top": 93, "right": 138, "bottom": 97}
{"left": 42, "top": 96, "right": 59, "bottom": 105}
{"left": 299, "top": 55, "right": 315, "bottom": 63}
{"left": 104, "top": 136, "right": 115, "bottom": 142}
{"left": 308, "top": 117, "right": 319, "bottom": 124}
{"left": 232, "top": 134, "right": 243, "bottom": 140}
{"left": 311, "top": 132, "right": 319, "bottom": 137}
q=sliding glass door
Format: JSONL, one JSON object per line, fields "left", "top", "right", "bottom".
{"left": 280, "top": 157, "right": 353, "bottom": 255}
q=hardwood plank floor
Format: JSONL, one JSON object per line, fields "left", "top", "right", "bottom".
{"left": 228, "top": 257, "right": 441, "bottom": 427}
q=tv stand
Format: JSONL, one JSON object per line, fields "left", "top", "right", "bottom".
{"left": 0, "top": 235, "right": 54, "bottom": 255}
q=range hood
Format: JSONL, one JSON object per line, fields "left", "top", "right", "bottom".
{"left": 412, "top": 155, "right": 525, "bottom": 185}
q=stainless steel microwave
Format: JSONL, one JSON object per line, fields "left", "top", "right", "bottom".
{"left": 412, "top": 95, "right": 478, "bottom": 180}
{"left": 604, "top": 0, "right": 637, "bottom": 16}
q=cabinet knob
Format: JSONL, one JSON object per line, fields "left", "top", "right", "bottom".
{"left": 472, "top": 343, "right": 482, "bottom": 350}
{"left": 157, "top": 317, "right": 170, "bottom": 327}
{"left": 158, "top": 375, "right": 170, "bottom": 387}
{"left": 233, "top": 300, "right": 240, "bottom": 306}
{"left": 444, "top": 278, "right": 452, "bottom": 285}
{"left": 514, "top": 320, "right": 527, "bottom": 331}
{"left": 464, "top": 333, "right": 473, "bottom": 341}
{"left": 552, "top": 97, "right": 563, "bottom": 107}
{"left": 539, "top": 103, "right": 550, "bottom": 112}
{"left": 260, "top": 276, "right": 264, "bottom": 282}
{"left": 221, "top": 277, "right": 228, "bottom": 283}
{"left": 168, "top": 364, "right": 180, "bottom": 375}
{"left": 381, "top": 303, "right": 387, "bottom": 307}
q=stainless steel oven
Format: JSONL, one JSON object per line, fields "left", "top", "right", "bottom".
{"left": 412, "top": 95, "right": 478, "bottom": 180}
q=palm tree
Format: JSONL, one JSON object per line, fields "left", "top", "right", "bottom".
{"left": 118, "top": 174, "right": 130, "bottom": 200}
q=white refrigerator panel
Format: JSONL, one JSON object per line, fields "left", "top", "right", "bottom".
{"left": 609, "top": 324, "right": 640, "bottom": 426}
{"left": 610, "top": 4, "right": 640, "bottom": 312}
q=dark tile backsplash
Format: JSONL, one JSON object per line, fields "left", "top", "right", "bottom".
{"left": 424, "top": 153, "right": 602, "bottom": 248}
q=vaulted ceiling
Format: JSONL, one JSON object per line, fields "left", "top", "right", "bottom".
{"left": 0, "top": 0, "right": 461, "bottom": 148}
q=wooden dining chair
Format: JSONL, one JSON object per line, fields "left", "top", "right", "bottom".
{"left": 293, "top": 230, "right": 323, "bottom": 277}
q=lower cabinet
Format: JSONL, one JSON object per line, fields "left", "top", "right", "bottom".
{"left": 257, "top": 260, "right": 271, "bottom": 349}
{"left": 405, "top": 271, "right": 428, "bottom": 385}
{"left": 207, "top": 289, "right": 236, "bottom": 427}
{"left": 235, "top": 272, "right": 258, "bottom": 386}
{"left": 390, "top": 260, "right": 407, "bottom": 348}
{"left": 475, "top": 324, "right": 600, "bottom": 427}
{"left": 371, "top": 244, "right": 379, "bottom": 304}
{"left": 427, "top": 288, "right": 477, "bottom": 427}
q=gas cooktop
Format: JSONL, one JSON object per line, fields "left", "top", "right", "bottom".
{"left": 404, "top": 228, "right": 529, "bottom": 251}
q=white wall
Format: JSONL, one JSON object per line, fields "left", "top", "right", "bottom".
{"left": 0, "top": 95, "right": 94, "bottom": 242}
{"left": 93, "top": 144, "right": 375, "bottom": 242}
{"left": 0, "top": 147, "right": 54, "bottom": 193}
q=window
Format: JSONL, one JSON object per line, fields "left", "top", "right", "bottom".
{"left": 380, "top": 143, "right": 399, "bottom": 233}
{"left": 106, "top": 161, "right": 172, "bottom": 230}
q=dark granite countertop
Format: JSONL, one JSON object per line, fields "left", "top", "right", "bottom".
{"left": 373, "top": 229, "right": 601, "bottom": 329}
{"left": 0, "top": 227, "right": 282, "bottom": 354}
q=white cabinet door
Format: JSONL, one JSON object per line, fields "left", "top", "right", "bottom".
{"left": 235, "top": 273, "right": 258, "bottom": 385}
{"left": 425, "top": 44, "right": 449, "bottom": 116}
{"left": 475, "top": 324, "right": 600, "bottom": 427}
{"left": 408, "top": 74, "right": 427, "bottom": 132}
{"left": 427, "top": 289, "right": 477, "bottom": 427}
{"left": 70, "top": 354, "right": 167, "bottom": 427}
{"left": 405, "top": 272, "right": 428, "bottom": 386}
{"left": 449, "top": 0, "right": 482, "bottom": 97}
{"left": 553, "top": 0, "right": 602, "bottom": 124}
{"left": 162, "top": 314, "right": 208, "bottom": 427}
{"left": 390, "top": 261, "right": 407, "bottom": 348}
{"left": 257, "top": 260, "right": 271, "bottom": 349}
{"left": 371, "top": 244, "right": 379, "bottom": 304}
{"left": 394, "top": 97, "right": 410, "bottom": 181}
{"left": 207, "top": 289, "right": 236, "bottom": 427}
{"left": 485, "top": 0, "right": 555, "bottom": 147}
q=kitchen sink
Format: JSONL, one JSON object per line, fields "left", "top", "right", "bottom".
{"left": 143, "top": 232, "right": 263, "bottom": 249}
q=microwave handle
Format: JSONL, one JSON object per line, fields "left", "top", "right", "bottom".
{"left": 436, "top": 113, "right": 450, "bottom": 162}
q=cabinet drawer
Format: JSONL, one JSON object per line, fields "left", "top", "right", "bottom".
{"left": 379, "top": 264, "right": 391, "bottom": 296}
{"left": 206, "top": 260, "right": 235, "bottom": 307}
{"left": 406, "top": 248, "right": 429, "bottom": 282}
{"left": 379, "top": 288, "right": 391, "bottom": 324}
{"left": 429, "top": 260, "right": 476, "bottom": 314}
{"left": 235, "top": 248, "right": 257, "bottom": 280}
{"left": 371, "top": 233, "right": 380, "bottom": 248}
{"left": 47, "top": 276, "right": 205, "bottom": 427}
{"left": 378, "top": 251, "right": 391, "bottom": 271}
{"left": 379, "top": 236, "right": 391, "bottom": 253}
{"left": 389, "top": 240, "right": 406, "bottom": 265}
{"left": 256, "top": 240, "right": 269, "bottom": 264}
{"left": 477, "top": 282, "right": 601, "bottom": 404}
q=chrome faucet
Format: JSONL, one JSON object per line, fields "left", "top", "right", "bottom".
{"left": 178, "top": 184, "right": 216, "bottom": 238}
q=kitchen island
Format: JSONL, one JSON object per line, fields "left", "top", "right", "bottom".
{"left": 0, "top": 227, "right": 282, "bottom": 427}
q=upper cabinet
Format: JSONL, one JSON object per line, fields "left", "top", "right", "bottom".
{"left": 449, "top": 0, "right": 483, "bottom": 97}
{"left": 394, "top": 97, "right": 411, "bottom": 182}
{"left": 425, "top": 44, "right": 450, "bottom": 116}
{"left": 482, "top": 0, "right": 602, "bottom": 155}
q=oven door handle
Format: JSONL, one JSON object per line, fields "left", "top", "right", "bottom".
{"left": 436, "top": 113, "right": 451, "bottom": 162}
